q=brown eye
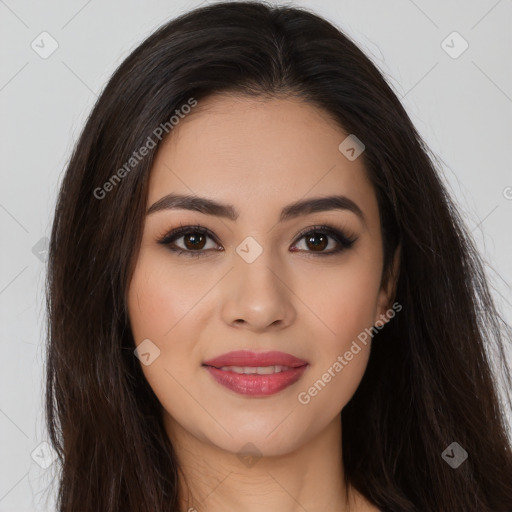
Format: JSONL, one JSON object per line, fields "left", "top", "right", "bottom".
{"left": 158, "top": 223, "right": 357, "bottom": 258}
{"left": 158, "top": 225, "right": 220, "bottom": 258}
{"left": 182, "top": 232, "right": 207, "bottom": 250}
{"left": 291, "top": 225, "right": 357, "bottom": 256}
{"left": 304, "top": 232, "right": 329, "bottom": 252}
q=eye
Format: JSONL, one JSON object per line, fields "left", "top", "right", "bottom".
{"left": 291, "top": 224, "right": 357, "bottom": 256}
{"left": 157, "top": 224, "right": 221, "bottom": 258}
{"left": 157, "top": 223, "right": 357, "bottom": 258}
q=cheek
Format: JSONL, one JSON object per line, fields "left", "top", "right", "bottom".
{"left": 127, "top": 249, "right": 204, "bottom": 342}
{"left": 302, "top": 253, "right": 382, "bottom": 351}
{"left": 302, "top": 348, "right": 370, "bottom": 429}
{"left": 295, "top": 256, "right": 380, "bottom": 412}
{"left": 126, "top": 247, "right": 220, "bottom": 385}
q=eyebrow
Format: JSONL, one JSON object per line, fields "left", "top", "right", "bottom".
{"left": 146, "top": 193, "right": 366, "bottom": 225}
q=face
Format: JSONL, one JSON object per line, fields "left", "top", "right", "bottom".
{"left": 127, "top": 94, "right": 397, "bottom": 457}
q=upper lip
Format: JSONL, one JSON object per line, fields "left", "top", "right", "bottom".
{"left": 203, "top": 350, "right": 308, "bottom": 369}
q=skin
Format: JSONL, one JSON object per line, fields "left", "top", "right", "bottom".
{"left": 127, "top": 94, "right": 400, "bottom": 512}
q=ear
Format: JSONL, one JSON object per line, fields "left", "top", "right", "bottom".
{"left": 374, "top": 245, "right": 401, "bottom": 325}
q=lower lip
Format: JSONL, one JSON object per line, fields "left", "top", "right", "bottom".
{"left": 204, "top": 365, "right": 308, "bottom": 396}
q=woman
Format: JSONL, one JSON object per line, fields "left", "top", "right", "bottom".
{"left": 45, "top": 1, "right": 512, "bottom": 511}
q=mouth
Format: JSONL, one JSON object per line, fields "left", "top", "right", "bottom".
{"left": 202, "top": 350, "right": 309, "bottom": 397}
{"left": 207, "top": 364, "right": 299, "bottom": 374}
{"left": 202, "top": 349, "right": 308, "bottom": 368}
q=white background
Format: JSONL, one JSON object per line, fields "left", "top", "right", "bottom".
{"left": 1, "top": 0, "right": 511, "bottom": 510}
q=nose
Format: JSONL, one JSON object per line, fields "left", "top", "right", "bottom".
{"left": 220, "top": 251, "right": 296, "bottom": 333}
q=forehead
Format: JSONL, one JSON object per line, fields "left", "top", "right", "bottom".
{"left": 147, "top": 94, "right": 378, "bottom": 228}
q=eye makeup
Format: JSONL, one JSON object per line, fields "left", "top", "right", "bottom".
{"left": 156, "top": 222, "right": 358, "bottom": 258}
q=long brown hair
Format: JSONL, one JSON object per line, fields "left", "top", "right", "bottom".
{"left": 45, "top": 1, "right": 512, "bottom": 510}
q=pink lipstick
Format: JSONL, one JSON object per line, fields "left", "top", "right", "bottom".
{"left": 202, "top": 350, "right": 309, "bottom": 397}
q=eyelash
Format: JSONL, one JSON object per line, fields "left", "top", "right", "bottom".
{"left": 157, "top": 223, "right": 357, "bottom": 259}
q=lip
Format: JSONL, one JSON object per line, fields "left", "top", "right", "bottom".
{"left": 202, "top": 350, "right": 308, "bottom": 368}
{"left": 202, "top": 350, "right": 309, "bottom": 397}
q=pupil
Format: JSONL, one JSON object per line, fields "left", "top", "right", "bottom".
{"left": 185, "top": 233, "right": 205, "bottom": 250}
{"left": 307, "top": 233, "right": 327, "bottom": 251}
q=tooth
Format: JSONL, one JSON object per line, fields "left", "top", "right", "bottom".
{"left": 256, "top": 366, "right": 275, "bottom": 375}
{"left": 217, "top": 365, "right": 293, "bottom": 374}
